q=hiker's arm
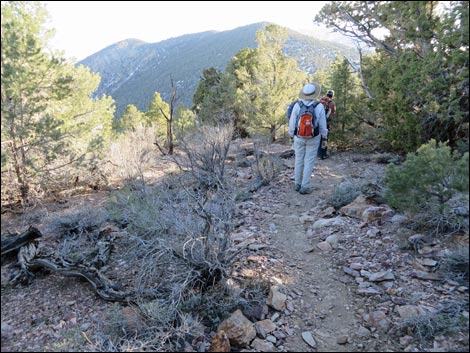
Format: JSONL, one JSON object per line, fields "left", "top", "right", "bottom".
{"left": 316, "top": 104, "right": 328, "bottom": 138}
{"left": 288, "top": 104, "right": 299, "bottom": 137}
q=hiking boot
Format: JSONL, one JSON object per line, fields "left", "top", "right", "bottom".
{"left": 299, "top": 187, "right": 313, "bottom": 194}
{"left": 295, "top": 184, "right": 301, "bottom": 192}
{"left": 321, "top": 155, "right": 329, "bottom": 160}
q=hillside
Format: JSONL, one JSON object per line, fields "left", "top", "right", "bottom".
{"left": 78, "top": 22, "right": 356, "bottom": 116}
{"left": 1, "top": 144, "right": 468, "bottom": 352}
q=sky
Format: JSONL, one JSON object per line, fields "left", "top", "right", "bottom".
{"left": 41, "top": 1, "right": 333, "bottom": 62}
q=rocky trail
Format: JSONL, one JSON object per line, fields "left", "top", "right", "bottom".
{"left": 1, "top": 147, "right": 468, "bottom": 352}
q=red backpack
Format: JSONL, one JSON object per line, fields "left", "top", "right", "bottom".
{"left": 295, "top": 101, "right": 320, "bottom": 138}
{"left": 320, "top": 96, "right": 332, "bottom": 117}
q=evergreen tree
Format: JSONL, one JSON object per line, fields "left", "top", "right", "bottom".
{"left": 192, "top": 67, "right": 222, "bottom": 114}
{"left": 145, "top": 91, "right": 170, "bottom": 152}
{"left": 235, "top": 25, "right": 306, "bottom": 141}
{"left": 329, "top": 57, "right": 365, "bottom": 135}
{"left": 114, "top": 104, "right": 145, "bottom": 132}
{"left": 1, "top": 1, "right": 114, "bottom": 204}
{"left": 316, "top": 1, "right": 469, "bottom": 152}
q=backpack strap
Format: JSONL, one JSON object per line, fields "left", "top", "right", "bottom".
{"left": 294, "top": 101, "right": 304, "bottom": 136}
{"left": 310, "top": 101, "right": 319, "bottom": 128}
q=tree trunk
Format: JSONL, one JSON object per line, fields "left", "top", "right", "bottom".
{"left": 1, "top": 226, "right": 42, "bottom": 257}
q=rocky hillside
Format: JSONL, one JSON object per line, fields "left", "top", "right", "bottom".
{"left": 78, "top": 22, "right": 356, "bottom": 116}
{"left": 1, "top": 145, "right": 468, "bottom": 352}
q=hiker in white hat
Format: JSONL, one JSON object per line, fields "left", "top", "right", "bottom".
{"left": 288, "top": 83, "right": 328, "bottom": 194}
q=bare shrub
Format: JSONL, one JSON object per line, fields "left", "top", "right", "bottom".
{"left": 251, "top": 138, "right": 281, "bottom": 185}
{"left": 179, "top": 276, "right": 270, "bottom": 328}
{"left": 108, "top": 126, "right": 160, "bottom": 182}
{"left": 46, "top": 205, "right": 110, "bottom": 265}
{"left": 92, "top": 302, "right": 203, "bottom": 352}
{"left": 399, "top": 300, "right": 469, "bottom": 347}
{"left": 441, "top": 246, "right": 469, "bottom": 284}
{"left": 174, "top": 122, "right": 234, "bottom": 189}
{"left": 49, "top": 205, "right": 108, "bottom": 237}
{"left": 99, "top": 121, "right": 260, "bottom": 351}
{"left": 410, "top": 192, "right": 469, "bottom": 235}
{"left": 107, "top": 122, "right": 238, "bottom": 298}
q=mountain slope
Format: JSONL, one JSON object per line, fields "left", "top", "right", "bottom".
{"left": 78, "top": 22, "right": 355, "bottom": 116}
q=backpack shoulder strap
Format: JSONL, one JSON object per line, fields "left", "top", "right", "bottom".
{"left": 310, "top": 101, "right": 320, "bottom": 128}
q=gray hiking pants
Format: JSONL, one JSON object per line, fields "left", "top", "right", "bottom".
{"left": 294, "top": 135, "right": 321, "bottom": 189}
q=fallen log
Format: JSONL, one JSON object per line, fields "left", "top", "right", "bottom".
{"left": 1, "top": 226, "right": 42, "bottom": 257}
{"left": 7, "top": 239, "right": 159, "bottom": 303}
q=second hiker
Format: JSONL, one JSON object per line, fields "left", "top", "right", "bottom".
{"left": 318, "top": 89, "right": 336, "bottom": 159}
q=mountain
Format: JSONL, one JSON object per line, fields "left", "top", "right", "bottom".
{"left": 78, "top": 22, "right": 356, "bottom": 117}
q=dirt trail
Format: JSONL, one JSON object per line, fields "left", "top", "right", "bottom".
{"left": 263, "top": 156, "right": 359, "bottom": 352}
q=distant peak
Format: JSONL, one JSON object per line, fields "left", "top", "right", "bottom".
{"left": 115, "top": 39, "right": 147, "bottom": 48}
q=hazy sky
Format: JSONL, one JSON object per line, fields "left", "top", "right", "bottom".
{"left": 41, "top": 1, "right": 330, "bottom": 62}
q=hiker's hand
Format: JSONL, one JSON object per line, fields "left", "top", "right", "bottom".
{"left": 321, "top": 139, "right": 328, "bottom": 149}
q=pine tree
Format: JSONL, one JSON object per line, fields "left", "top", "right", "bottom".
{"left": 1, "top": 2, "right": 114, "bottom": 204}
{"left": 234, "top": 25, "right": 306, "bottom": 141}
{"left": 316, "top": 1, "right": 469, "bottom": 152}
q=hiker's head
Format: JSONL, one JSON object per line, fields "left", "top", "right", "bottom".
{"left": 327, "top": 90, "right": 334, "bottom": 98}
{"left": 299, "top": 82, "right": 321, "bottom": 100}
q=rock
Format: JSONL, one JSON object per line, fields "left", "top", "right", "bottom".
{"left": 364, "top": 310, "right": 390, "bottom": 331}
{"left": 1, "top": 322, "right": 14, "bottom": 340}
{"left": 217, "top": 310, "right": 256, "bottom": 348}
{"left": 411, "top": 270, "right": 442, "bottom": 281}
{"left": 391, "top": 214, "right": 408, "bottom": 224}
{"left": 395, "top": 305, "right": 427, "bottom": 320}
{"left": 325, "top": 234, "right": 339, "bottom": 248}
{"left": 339, "top": 195, "right": 370, "bottom": 219}
{"left": 362, "top": 206, "right": 391, "bottom": 223}
{"left": 301, "top": 331, "right": 317, "bottom": 348}
{"left": 337, "top": 335, "right": 349, "bottom": 344}
{"left": 251, "top": 338, "right": 276, "bottom": 352}
{"left": 367, "top": 270, "right": 395, "bottom": 282}
{"left": 317, "top": 241, "right": 332, "bottom": 252}
{"left": 312, "top": 217, "right": 345, "bottom": 229}
{"left": 255, "top": 319, "right": 276, "bottom": 339}
{"left": 357, "top": 326, "right": 371, "bottom": 338}
{"left": 267, "top": 286, "right": 287, "bottom": 312}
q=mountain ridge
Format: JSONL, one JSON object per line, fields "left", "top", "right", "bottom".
{"left": 78, "top": 22, "right": 356, "bottom": 116}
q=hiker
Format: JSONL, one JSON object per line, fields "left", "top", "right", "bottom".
{"left": 288, "top": 82, "right": 328, "bottom": 194}
{"left": 318, "top": 89, "right": 336, "bottom": 159}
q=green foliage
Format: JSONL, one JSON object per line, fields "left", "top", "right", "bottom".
{"left": 192, "top": 67, "right": 222, "bottom": 113}
{"left": 174, "top": 103, "right": 197, "bottom": 136}
{"left": 195, "top": 71, "right": 239, "bottom": 128}
{"left": 325, "top": 56, "right": 373, "bottom": 148}
{"left": 246, "top": 25, "right": 307, "bottom": 141}
{"left": 113, "top": 104, "right": 145, "bottom": 133}
{"left": 317, "top": 1, "right": 469, "bottom": 153}
{"left": 196, "top": 25, "right": 327, "bottom": 140}
{"left": 1, "top": 1, "right": 114, "bottom": 203}
{"left": 385, "top": 140, "right": 469, "bottom": 233}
